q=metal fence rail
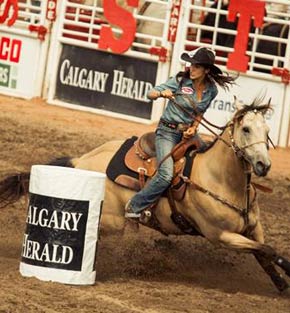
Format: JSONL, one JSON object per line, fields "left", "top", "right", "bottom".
{"left": 57, "top": 0, "right": 170, "bottom": 61}
{"left": 178, "top": 0, "right": 290, "bottom": 80}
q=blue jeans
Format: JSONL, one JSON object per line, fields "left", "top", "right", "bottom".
{"left": 129, "top": 127, "right": 183, "bottom": 213}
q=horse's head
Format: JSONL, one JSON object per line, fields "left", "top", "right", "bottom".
{"left": 230, "top": 97, "right": 271, "bottom": 177}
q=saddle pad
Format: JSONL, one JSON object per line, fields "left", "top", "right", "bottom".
{"left": 106, "top": 136, "right": 140, "bottom": 183}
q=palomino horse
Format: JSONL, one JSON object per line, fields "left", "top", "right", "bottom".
{"left": 0, "top": 97, "right": 290, "bottom": 293}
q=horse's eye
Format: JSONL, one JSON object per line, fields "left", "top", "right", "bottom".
{"left": 242, "top": 127, "right": 250, "bottom": 134}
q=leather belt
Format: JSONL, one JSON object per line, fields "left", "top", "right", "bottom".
{"left": 159, "top": 119, "right": 190, "bottom": 132}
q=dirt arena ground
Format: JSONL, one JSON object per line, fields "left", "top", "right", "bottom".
{"left": 0, "top": 94, "right": 289, "bottom": 313}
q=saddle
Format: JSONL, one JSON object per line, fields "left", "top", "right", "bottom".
{"left": 107, "top": 132, "right": 201, "bottom": 201}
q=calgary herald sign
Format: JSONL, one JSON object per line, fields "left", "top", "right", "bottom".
{"left": 22, "top": 193, "right": 89, "bottom": 270}
{"left": 55, "top": 45, "right": 157, "bottom": 119}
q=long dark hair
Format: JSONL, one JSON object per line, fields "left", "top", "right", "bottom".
{"left": 176, "top": 66, "right": 237, "bottom": 91}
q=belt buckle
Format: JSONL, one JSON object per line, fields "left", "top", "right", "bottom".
{"left": 177, "top": 123, "right": 189, "bottom": 132}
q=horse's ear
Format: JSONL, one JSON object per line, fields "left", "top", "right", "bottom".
{"left": 234, "top": 96, "right": 244, "bottom": 111}
{"left": 260, "top": 97, "right": 272, "bottom": 115}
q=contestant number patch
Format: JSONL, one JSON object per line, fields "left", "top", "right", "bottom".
{"left": 181, "top": 87, "right": 194, "bottom": 94}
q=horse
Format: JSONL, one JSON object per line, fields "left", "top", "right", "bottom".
{"left": 1, "top": 96, "right": 290, "bottom": 293}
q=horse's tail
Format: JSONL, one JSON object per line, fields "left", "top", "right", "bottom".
{"left": 0, "top": 157, "right": 74, "bottom": 208}
{"left": 0, "top": 172, "right": 30, "bottom": 208}
{"left": 47, "top": 156, "right": 74, "bottom": 168}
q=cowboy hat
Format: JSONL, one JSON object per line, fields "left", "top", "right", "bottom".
{"left": 181, "top": 47, "right": 222, "bottom": 75}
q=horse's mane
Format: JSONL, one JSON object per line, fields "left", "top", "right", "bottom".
{"left": 197, "top": 97, "right": 272, "bottom": 154}
{"left": 233, "top": 97, "right": 272, "bottom": 121}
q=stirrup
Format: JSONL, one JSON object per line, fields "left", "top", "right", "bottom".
{"left": 139, "top": 209, "right": 152, "bottom": 224}
{"left": 124, "top": 201, "right": 152, "bottom": 221}
{"left": 125, "top": 211, "right": 141, "bottom": 219}
{"left": 124, "top": 200, "right": 141, "bottom": 219}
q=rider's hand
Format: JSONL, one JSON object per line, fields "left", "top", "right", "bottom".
{"left": 183, "top": 126, "right": 196, "bottom": 139}
{"left": 160, "top": 89, "right": 174, "bottom": 99}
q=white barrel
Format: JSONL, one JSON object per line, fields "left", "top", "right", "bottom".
{"left": 19, "top": 165, "right": 106, "bottom": 285}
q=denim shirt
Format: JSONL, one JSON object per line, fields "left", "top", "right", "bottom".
{"left": 151, "top": 76, "right": 218, "bottom": 125}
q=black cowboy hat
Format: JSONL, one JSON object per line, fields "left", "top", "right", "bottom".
{"left": 181, "top": 47, "right": 222, "bottom": 75}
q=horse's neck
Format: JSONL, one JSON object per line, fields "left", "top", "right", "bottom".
{"left": 193, "top": 129, "right": 247, "bottom": 192}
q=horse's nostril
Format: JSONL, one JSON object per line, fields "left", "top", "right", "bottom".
{"left": 256, "top": 161, "right": 264, "bottom": 170}
{"left": 256, "top": 161, "right": 271, "bottom": 176}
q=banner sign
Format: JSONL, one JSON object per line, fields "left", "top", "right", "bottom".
{"left": 168, "top": 0, "right": 183, "bottom": 42}
{"left": 22, "top": 193, "right": 89, "bottom": 271}
{"left": 0, "top": 35, "right": 22, "bottom": 89}
{"left": 55, "top": 45, "right": 158, "bottom": 119}
{"left": 0, "top": 33, "right": 42, "bottom": 97}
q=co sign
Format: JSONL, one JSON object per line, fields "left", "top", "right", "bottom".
{"left": 0, "top": 36, "right": 22, "bottom": 63}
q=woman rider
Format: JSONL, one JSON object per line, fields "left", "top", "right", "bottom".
{"left": 125, "top": 47, "right": 236, "bottom": 219}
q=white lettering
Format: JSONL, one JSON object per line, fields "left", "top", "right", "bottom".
{"left": 38, "top": 208, "right": 49, "bottom": 227}
{"left": 0, "top": 67, "right": 8, "bottom": 84}
{"left": 22, "top": 236, "right": 74, "bottom": 265}
{"left": 59, "top": 59, "right": 109, "bottom": 92}
{"left": 26, "top": 206, "right": 83, "bottom": 231}
{"left": 71, "top": 213, "right": 83, "bottom": 231}
{"left": 47, "top": 210, "right": 60, "bottom": 229}
{"left": 111, "top": 70, "right": 152, "bottom": 102}
{"left": 111, "top": 69, "right": 123, "bottom": 95}
{"left": 62, "top": 246, "right": 74, "bottom": 264}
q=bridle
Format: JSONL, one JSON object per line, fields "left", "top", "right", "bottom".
{"left": 226, "top": 113, "right": 270, "bottom": 161}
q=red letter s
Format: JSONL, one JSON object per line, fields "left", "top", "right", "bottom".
{"left": 98, "top": 0, "right": 139, "bottom": 54}
{"left": 0, "top": 0, "right": 18, "bottom": 26}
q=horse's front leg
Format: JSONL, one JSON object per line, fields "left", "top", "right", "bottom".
{"left": 250, "top": 222, "right": 290, "bottom": 281}
{"left": 216, "top": 230, "right": 290, "bottom": 292}
{"left": 250, "top": 221, "right": 289, "bottom": 292}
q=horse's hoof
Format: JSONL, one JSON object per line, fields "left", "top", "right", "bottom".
{"left": 280, "top": 286, "right": 290, "bottom": 297}
{"left": 275, "top": 256, "right": 290, "bottom": 278}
